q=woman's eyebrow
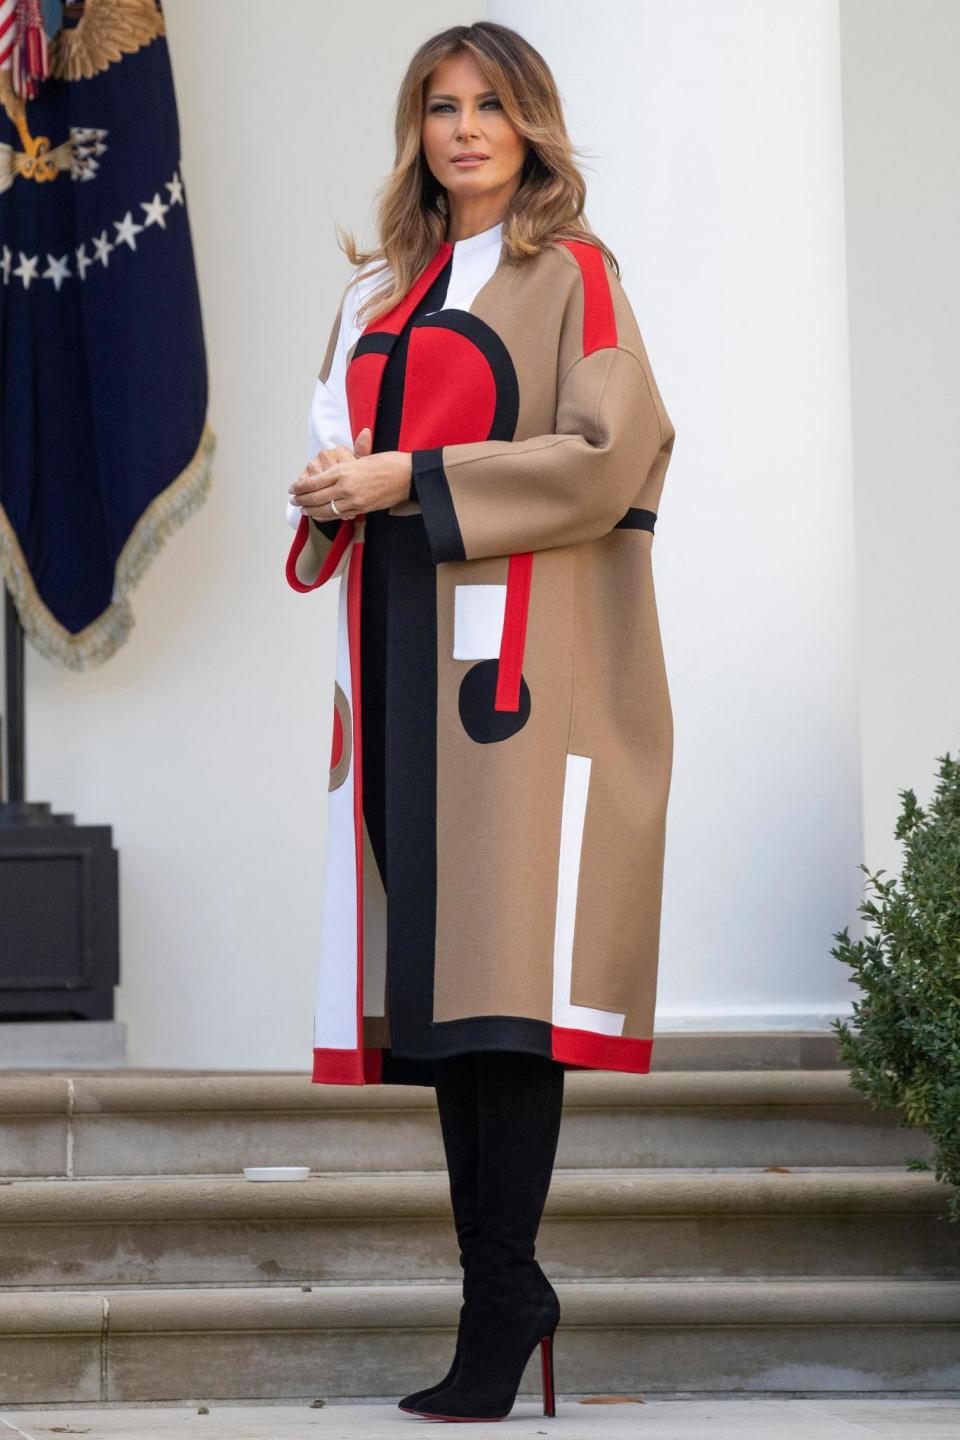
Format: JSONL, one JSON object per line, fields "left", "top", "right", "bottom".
{"left": 427, "top": 91, "right": 499, "bottom": 101}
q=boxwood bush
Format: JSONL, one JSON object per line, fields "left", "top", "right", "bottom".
{"left": 831, "top": 748, "right": 960, "bottom": 1222}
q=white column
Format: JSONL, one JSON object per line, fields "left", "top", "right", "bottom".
{"left": 491, "top": 0, "right": 862, "bottom": 1030}
{"left": 840, "top": 0, "right": 960, "bottom": 881}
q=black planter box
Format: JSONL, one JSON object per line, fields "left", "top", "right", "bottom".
{"left": 0, "top": 806, "right": 119, "bottom": 1020}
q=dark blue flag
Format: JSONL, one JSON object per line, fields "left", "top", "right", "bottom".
{"left": 0, "top": 0, "right": 214, "bottom": 668}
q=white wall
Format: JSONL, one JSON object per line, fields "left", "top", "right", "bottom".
{"left": 839, "top": 0, "right": 960, "bottom": 877}
{"left": 12, "top": 0, "right": 944, "bottom": 1066}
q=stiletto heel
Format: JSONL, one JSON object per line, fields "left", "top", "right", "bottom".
{"left": 399, "top": 1270, "right": 561, "bottom": 1421}
{"left": 399, "top": 1315, "right": 561, "bottom": 1422}
{"left": 540, "top": 1329, "right": 557, "bottom": 1417}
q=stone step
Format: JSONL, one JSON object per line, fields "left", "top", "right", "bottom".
{"left": 0, "top": 1069, "right": 931, "bottom": 1178}
{"left": 0, "top": 1168, "right": 954, "bottom": 1289}
{"left": 1, "top": 1279, "right": 957, "bottom": 1404}
{"left": 0, "top": 1029, "right": 847, "bottom": 1074}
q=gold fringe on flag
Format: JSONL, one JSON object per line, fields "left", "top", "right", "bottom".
{"left": 0, "top": 418, "right": 216, "bottom": 671}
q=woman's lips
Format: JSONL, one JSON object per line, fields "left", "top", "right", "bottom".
{"left": 451, "top": 156, "right": 489, "bottom": 167}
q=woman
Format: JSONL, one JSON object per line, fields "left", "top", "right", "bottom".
{"left": 286, "top": 20, "right": 675, "bottom": 1424}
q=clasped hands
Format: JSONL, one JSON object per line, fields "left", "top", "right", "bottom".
{"left": 288, "top": 427, "right": 414, "bottom": 523}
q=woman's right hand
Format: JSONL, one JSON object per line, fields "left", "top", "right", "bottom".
{"left": 291, "top": 427, "right": 373, "bottom": 521}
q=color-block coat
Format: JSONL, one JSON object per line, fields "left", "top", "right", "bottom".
{"left": 286, "top": 224, "right": 675, "bottom": 1086}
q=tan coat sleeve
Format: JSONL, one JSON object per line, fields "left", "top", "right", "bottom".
{"left": 410, "top": 269, "right": 675, "bottom": 563}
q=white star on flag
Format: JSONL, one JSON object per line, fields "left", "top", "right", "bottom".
{"left": 5, "top": 180, "right": 184, "bottom": 297}
{"left": 42, "top": 254, "right": 72, "bottom": 291}
{"left": 92, "top": 230, "right": 113, "bottom": 267}
{"left": 13, "top": 252, "right": 39, "bottom": 290}
{"left": 141, "top": 192, "right": 170, "bottom": 229}
{"left": 113, "top": 210, "right": 145, "bottom": 251}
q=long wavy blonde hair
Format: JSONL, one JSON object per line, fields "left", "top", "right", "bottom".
{"left": 336, "top": 20, "right": 619, "bottom": 329}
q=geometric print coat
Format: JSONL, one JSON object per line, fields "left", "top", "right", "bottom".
{"left": 285, "top": 221, "right": 676, "bottom": 1086}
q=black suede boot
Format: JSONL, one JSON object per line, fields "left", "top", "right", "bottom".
{"left": 399, "top": 1048, "right": 565, "bottom": 1421}
{"left": 398, "top": 1051, "right": 480, "bottom": 1409}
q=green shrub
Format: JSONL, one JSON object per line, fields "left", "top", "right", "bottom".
{"left": 830, "top": 749, "right": 960, "bottom": 1223}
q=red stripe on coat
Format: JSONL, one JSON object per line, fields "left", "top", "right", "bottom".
{"left": 557, "top": 239, "right": 618, "bottom": 353}
{"left": 495, "top": 551, "right": 533, "bottom": 711}
{"left": 330, "top": 704, "right": 344, "bottom": 769}
{"left": 285, "top": 512, "right": 354, "bottom": 591}
{"left": 347, "top": 540, "right": 366, "bottom": 1072}
{"left": 313, "top": 1034, "right": 653, "bottom": 1084}
{"left": 368, "top": 242, "right": 453, "bottom": 337}
{"left": 311, "top": 1047, "right": 367, "bottom": 1084}
{"left": 551, "top": 1024, "right": 653, "bottom": 1074}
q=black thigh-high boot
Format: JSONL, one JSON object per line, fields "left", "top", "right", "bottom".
{"left": 399, "top": 1049, "right": 565, "bottom": 1421}
{"left": 398, "top": 1052, "right": 481, "bottom": 1409}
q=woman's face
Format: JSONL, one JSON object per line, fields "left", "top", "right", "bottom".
{"left": 422, "top": 52, "right": 529, "bottom": 209}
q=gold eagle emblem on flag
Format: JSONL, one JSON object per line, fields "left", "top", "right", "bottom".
{"left": 0, "top": 0, "right": 163, "bottom": 189}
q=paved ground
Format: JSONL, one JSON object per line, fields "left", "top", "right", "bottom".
{"left": 2, "top": 1399, "right": 960, "bottom": 1438}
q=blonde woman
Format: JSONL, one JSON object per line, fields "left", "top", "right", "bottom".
{"left": 286, "top": 19, "right": 675, "bottom": 1423}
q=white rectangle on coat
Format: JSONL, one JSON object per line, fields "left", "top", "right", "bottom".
{"left": 552, "top": 753, "right": 627, "bottom": 1037}
{"left": 453, "top": 584, "right": 507, "bottom": 660}
{"left": 313, "top": 569, "right": 359, "bottom": 1052}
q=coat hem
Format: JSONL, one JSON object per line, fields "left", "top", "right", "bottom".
{"left": 311, "top": 1028, "right": 653, "bottom": 1086}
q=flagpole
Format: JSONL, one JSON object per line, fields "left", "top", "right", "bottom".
{"left": 2, "top": 583, "right": 25, "bottom": 806}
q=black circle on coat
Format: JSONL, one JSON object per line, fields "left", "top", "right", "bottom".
{"left": 458, "top": 659, "right": 531, "bottom": 744}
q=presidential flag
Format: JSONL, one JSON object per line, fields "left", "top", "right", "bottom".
{"left": 0, "top": 0, "right": 214, "bottom": 669}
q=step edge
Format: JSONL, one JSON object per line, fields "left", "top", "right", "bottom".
{"left": 0, "top": 1070, "right": 871, "bottom": 1117}
{"left": 0, "top": 1279, "right": 958, "bottom": 1334}
{"left": 0, "top": 1170, "right": 952, "bottom": 1223}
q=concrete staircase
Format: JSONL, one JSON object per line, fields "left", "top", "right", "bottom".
{"left": 0, "top": 1033, "right": 958, "bottom": 1404}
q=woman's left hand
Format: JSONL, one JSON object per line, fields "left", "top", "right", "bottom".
{"left": 288, "top": 427, "right": 413, "bottom": 521}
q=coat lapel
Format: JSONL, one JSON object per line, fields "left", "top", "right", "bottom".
{"left": 345, "top": 241, "right": 453, "bottom": 442}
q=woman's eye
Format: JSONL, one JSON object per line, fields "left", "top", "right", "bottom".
{"left": 429, "top": 100, "right": 501, "bottom": 113}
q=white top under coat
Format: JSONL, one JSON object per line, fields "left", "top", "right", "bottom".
{"left": 287, "top": 221, "right": 505, "bottom": 529}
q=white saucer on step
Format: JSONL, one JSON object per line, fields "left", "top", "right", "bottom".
{"left": 242, "top": 1165, "right": 311, "bottom": 1182}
